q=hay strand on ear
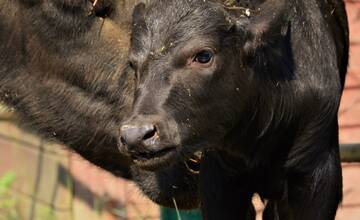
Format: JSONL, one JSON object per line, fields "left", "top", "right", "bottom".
{"left": 223, "top": 0, "right": 253, "bottom": 17}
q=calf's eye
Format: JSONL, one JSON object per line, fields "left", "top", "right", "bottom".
{"left": 193, "top": 50, "right": 213, "bottom": 64}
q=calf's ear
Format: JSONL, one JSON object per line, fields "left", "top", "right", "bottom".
{"left": 227, "top": 0, "right": 288, "bottom": 53}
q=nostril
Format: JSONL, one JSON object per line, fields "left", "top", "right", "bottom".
{"left": 120, "top": 124, "right": 158, "bottom": 147}
{"left": 143, "top": 125, "right": 157, "bottom": 140}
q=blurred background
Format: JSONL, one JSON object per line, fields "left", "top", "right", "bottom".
{"left": 0, "top": 1, "right": 359, "bottom": 220}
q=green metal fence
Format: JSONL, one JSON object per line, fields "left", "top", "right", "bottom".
{"left": 340, "top": 144, "right": 360, "bottom": 162}
{"left": 161, "top": 208, "right": 202, "bottom": 220}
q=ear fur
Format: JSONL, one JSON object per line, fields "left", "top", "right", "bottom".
{"left": 225, "top": 0, "right": 288, "bottom": 53}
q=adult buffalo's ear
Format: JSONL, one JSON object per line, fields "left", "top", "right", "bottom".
{"left": 227, "top": 0, "right": 288, "bottom": 53}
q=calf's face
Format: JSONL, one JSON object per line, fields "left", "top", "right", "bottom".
{"left": 119, "top": 0, "right": 259, "bottom": 170}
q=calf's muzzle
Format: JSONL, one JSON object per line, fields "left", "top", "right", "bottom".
{"left": 120, "top": 123, "right": 158, "bottom": 150}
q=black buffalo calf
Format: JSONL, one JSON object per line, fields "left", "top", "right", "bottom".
{"left": 120, "top": 0, "right": 349, "bottom": 219}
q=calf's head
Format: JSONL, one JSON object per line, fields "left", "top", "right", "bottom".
{"left": 119, "top": 0, "right": 288, "bottom": 170}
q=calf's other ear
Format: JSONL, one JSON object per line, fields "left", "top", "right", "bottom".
{"left": 228, "top": 0, "right": 288, "bottom": 53}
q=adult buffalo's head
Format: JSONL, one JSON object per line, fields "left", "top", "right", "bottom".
{"left": 119, "top": 0, "right": 289, "bottom": 170}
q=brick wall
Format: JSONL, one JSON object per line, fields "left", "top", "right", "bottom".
{"left": 0, "top": 118, "right": 74, "bottom": 220}
{"left": 336, "top": 2, "right": 360, "bottom": 220}
{"left": 339, "top": 1, "right": 360, "bottom": 143}
{"left": 0, "top": 116, "right": 159, "bottom": 220}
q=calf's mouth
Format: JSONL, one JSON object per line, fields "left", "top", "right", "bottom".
{"left": 119, "top": 116, "right": 203, "bottom": 172}
{"left": 132, "top": 148, "right": 203, "bottom": 174}
{"left": 119, "top": 137, "right": 203, "bottom": 173}
{"left": 131, "top": 148, "right": 202, "bottom": 174}
{"left": 130, "top": 146, "right": 177, "bottom": 167}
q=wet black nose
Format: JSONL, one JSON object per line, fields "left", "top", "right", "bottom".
{"left": 120, "top": 124, "right": 157, "bottom": 147}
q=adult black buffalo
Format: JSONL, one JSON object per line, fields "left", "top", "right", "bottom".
{"left": 0, "top": 0, "right": 199, "bottom": 209}
{"left": 119, "top": 0, "right": 349, "bottom": 219}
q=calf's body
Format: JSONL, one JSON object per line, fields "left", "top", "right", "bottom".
{"left": 122, "top": 0, "right": 349, "bottom": 219}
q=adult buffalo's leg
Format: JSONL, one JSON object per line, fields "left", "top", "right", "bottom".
{"left": 263, "top": 152, "right": 341, "bottom": 220}
{"left": 263, "top": 199, "right": 293, "bottom": 220}
{"left": 275, "top": 143, "right": 342, "bottom": 220}
{"left": 263, "top": 201, "right": 279, "bottom": 220}
{"left": 199, "top": 151, "right": 255, "bottom": 220}
{"left": 287, "top": 151, "right": 342, "bottom": 220}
